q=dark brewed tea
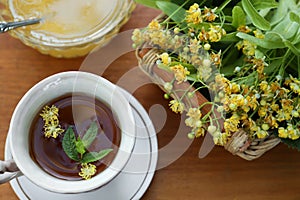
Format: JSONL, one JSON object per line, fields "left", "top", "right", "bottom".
{"left": 29, "top": 94, "right": 121, "bottom": 181}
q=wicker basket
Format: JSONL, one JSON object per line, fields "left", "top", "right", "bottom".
{"left": 136, "top": 43, "right": 281, "bottom": 161}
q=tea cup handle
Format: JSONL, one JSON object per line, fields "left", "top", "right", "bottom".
{"left": 0, "top": 159, "right": 22, "bottom": 184}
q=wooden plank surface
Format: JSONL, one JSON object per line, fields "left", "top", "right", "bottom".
{"left": 0, "top": 4, "right": 300, "bottom": 200}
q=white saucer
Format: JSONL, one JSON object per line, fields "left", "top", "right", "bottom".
{"left": 5, "top": 89, "right": 158, "bottom": 200}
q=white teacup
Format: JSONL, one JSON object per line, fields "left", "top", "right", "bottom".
{"left": 0, "top": 71, "right": 136, "bottom": 194}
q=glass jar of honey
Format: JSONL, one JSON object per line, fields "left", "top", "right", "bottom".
{"left": 0, "top": 0, "right": 135, "bottom": 58}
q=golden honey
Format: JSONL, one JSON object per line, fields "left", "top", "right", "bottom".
{"left": 2, "top": 0, "right": 135, "bottom": 58}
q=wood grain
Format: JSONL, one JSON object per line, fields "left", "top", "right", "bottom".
{"left": 1, "top": 5, "right": 300, "bottom": 200}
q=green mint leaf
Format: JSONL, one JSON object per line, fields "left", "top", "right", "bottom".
{"left": 82, "top": 122, "right": 98, "bottom": 149}
{"left": 75, "top": 137, "right": 86, "bottom": 156}
{"left": 81, "top": 149, "right": 113, "bottom": 163}
{"left": 62, "top": 127, "right": 79, "bottom": 161}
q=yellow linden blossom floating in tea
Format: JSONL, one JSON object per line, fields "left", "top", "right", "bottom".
{"left": 79, "top": 163, "right": 97, "bottom": 180}
{"left": 40, "top": 105, "right": 64, "bottom": 138}
{"left": 43, "top": 122, "right": 64, "bottom": 138}
{"left": 40, "top": 105, "right": 59, "bottom": 124}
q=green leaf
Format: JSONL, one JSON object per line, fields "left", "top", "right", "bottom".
{"left": 81, "top": 149, "right": 113, "bottom": 163}
{"left": 264, "top": 32, "right": 283, "bottom": 43}
{"left": 284, "top": 40, "right": 300, "bottom": 55}
{"left": 286, "top": 0, "right": 297, "bottom": 11}
{"left": 273, "top": 132, "right": 300, "bottom": 151}
{"left": 232, "top": 6, "right": 246, "bottom": 28}
{"left": 75, "top": 137, "right": 86, "bottom": 156}
{"left": 156, "top": 1, "right": 186, "bottom": 23}
{"left": 225, "top": 16, "right": 233, "bottom": 23}
{"left": 263, "top": 59, "right": 282, "bottom": 76}
{"left": 220, "top": 32, "right": 240, "bottom": 43}
{"left": 62, "top": 127, "right": 79, "bottom": 161}
{"left": 241, "top": 0, "right": 271, "bottom": 30}
{"left": 270, "top": 0, "right": 288, "bottom": 26}
{"left": 258, "top": 8, "right": 271, "bottom": 18}
{"left": 221, "top": 44, "right": 242, "bottom": 73}
{"left": 135, "top": 0, "right": 169, "bottom": 9}
{"left": 237, "top": 32, "right": 285, "bottom": 49}
{"left": 272, "top": 16, "right": 299, "bottom": 40}
{"left": 290, "top": 12, "right": 300, "bottom": 24}
{"left": 280, "top": 138, "right": 300, "bottom": 151}
{"left": 221, "top": 56, "right": 244, "bottom": 76}
{"left": 292, "top": 29, "right": 300, "bottom": 44}
{"left": 251, "top": 0, "right": 278, "bottom": 10}
{"left": 254, "top": 49, "right": 265, "bottom": 59}
{"left": 82, "top": 122, "right": 98, "bottom": 149}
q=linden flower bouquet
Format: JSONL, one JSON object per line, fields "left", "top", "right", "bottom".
{"left": 133, "top": 0, "right": 300, "bottom": 159}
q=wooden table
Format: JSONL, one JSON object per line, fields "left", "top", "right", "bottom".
{"left": 1, "top": 5, "right": 300, "bottom": 200}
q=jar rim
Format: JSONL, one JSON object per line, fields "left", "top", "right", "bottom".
{"left": 9, "top": 0, "right": 134, "bottom": 47}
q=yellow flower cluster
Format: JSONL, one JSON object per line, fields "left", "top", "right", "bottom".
{"left": 202, "top": 7, "right": 218, "bottom": 22}
{"left": 186, "top": 3, "right": 202, "bottom": 24}
{"left": 169, "top": 100, "right": 184, "bottom": 114}
{"left": 170, "top": 64, "right": 190, "bottom": 84}
{"left": 236, "top": 40, "right": 256, "bottom": 56}
{"left": 207, "top": 25, "right": 226, "bottom": 42}
{"left": 197, "top": 25, "right": 226, "bottom": 43}
{"left": 79, "top": 163, "right": 97, "bottom": 180}
{"left": 160, "top": 52, "right": 171, "bottom": 65}
{"left": 185, "top": 108, "right": 205, "bottom": 138}
{"left": 148, "top": 20, "right": 161, "bottom": 30}
{"left": 236, "top": 28, "right": 265, "bottom": 57}
{"left": 212, "top": 71, "right": 300, "bottom": 142}
{"left": 237, "top": 25, "right": 252, "bottom": 33}
{"left": 132, "top": 2, "right": 300, "bottom": 147}
{"left": 40, "top": 105, "right": 64, "bottom": 138}
{"left": 186, "top": 4, "right": 218, "bottom": 24}
{"left": 278, "top": 125, "right": 300, "bottom": 140}
{"left": 288, "top": 75, "right": 300, "bottom": 95}
{"left": 249, "top": 57, "right": 268, "bottom": 75}
{"left": 210, "top": 51, "right": 222, "bottom": 66}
